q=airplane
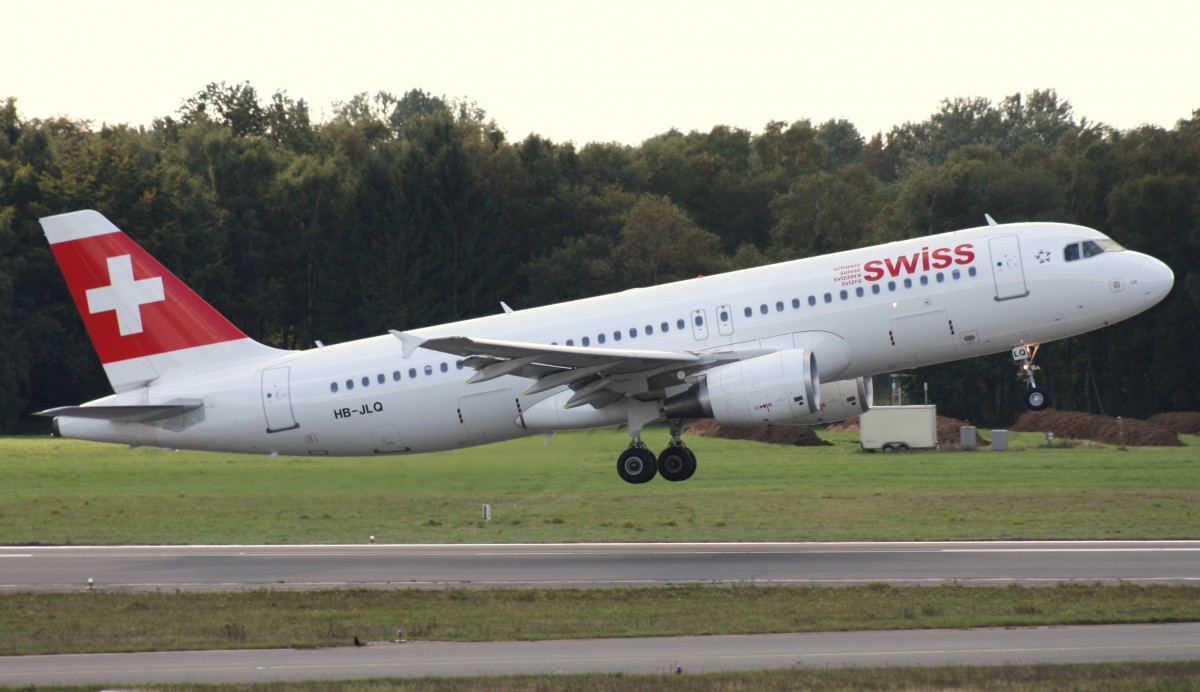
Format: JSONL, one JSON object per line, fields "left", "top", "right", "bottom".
{"left": 37, "top": 210, "right": 1173, "bottom": 483}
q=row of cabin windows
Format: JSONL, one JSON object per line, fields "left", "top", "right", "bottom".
{"left": 329, "top": 360, "right": 464, "bottom": 393}
{"left": 328, "top": 267, "right": 979, "bottom": 394}
{"left": 742, "top": 267, "right": 978, "bottom": 318}
{"left": 556, "top": 318, "right": 690, "bottom": 347}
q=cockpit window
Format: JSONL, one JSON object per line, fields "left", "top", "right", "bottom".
{"left": 1065, "top": 238, "right": 1124, "bottom": 262}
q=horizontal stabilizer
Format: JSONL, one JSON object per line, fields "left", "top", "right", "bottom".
{"left": 36, "top": 401, "right": 203, "bottom": 423}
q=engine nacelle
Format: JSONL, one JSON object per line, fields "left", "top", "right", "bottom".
{"left": 786, "top": 376, "right": 872, "bottom": 426}
{"left": 664, "top": 349, "right": 819, "bottom": 426}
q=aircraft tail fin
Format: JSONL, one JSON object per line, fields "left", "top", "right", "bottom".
{"left": 40, "top": 210, "right": 287, "bottom": 393}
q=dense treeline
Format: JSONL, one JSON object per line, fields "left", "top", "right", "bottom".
{"left": 1, "top": 85, "right": 1197, "bottom": 432}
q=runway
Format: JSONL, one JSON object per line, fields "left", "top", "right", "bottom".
{"left": 4, "top": 623, "right": 1199, "bottom": 686}
{"left": 2, "top": 541, "right": 1198, "bottom": 592}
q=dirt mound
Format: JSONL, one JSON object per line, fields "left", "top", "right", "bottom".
{"left": 937, "top": 416, "right": 990, "bottom": 448}
{"left": 684, "top": 419, "right": 831, "bottom": 446}
{"left": 1147, "top": 412, "right": 1200, "bottom": 436}
{"left": 825, "top": 417, "right": 860, "bottom": 433}
{"left": 1011, "top": 409, "right": 1182, "bottom": 446}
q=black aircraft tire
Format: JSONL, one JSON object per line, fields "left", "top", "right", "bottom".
{"left": 617, "top": 448, "right": 658, "bottom": 484}
{"left": 658, "top": 446, "right": 697, "bottom": 482}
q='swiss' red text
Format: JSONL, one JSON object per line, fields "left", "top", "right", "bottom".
{"left": 862, "top": 243, "right": 975, "bottom": 282}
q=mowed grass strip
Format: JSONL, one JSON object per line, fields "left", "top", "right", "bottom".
{"left": 2, "top": 431, "right": 1197, "bottom": 544}
{"left": 105, "top": 662, "right": 1200, "bottom": 692}
{"left": 2, "top": 583, "right": 1197, "bottom": 656}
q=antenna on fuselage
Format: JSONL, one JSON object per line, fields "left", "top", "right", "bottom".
{"left": 984, "top": 214, "right": 999, "bottom": 227}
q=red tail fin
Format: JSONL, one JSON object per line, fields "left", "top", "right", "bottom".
{"left": 41, "top": 210, "right": 284, "bottom": 391}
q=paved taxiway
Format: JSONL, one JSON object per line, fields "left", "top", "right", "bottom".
{"left": 5, "top": 623, "right": 1199, "bottom": 686}
{"left": 2, "top": 541, "right": 1198, "bottom": 591}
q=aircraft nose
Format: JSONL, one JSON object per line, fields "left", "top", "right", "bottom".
{"left": 1138, "top": 254, "right": 1174, "bottom": 306}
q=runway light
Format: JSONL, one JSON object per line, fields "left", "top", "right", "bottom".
{"left": 86, "top": 578, "right": 94, "bottom": 591}
{"left": 369, "top": 535, "right": 375, "bottom": 544}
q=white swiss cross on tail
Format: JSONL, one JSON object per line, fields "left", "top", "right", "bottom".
{"left": 86, "top": 254, "right": 165, "bottom": 336}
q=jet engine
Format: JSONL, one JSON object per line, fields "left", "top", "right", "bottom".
{"left": 785, "top": 376, "right": 872, "bottom": 426}
{"left": 663, "top": 349, "right": 819, "bottom": 426}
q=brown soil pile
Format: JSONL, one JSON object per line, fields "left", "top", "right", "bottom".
{"left": 1146, "top": 412, "right": 1200, "bottom": 435}
{"left": 1011, "top": 409, "right": 1182, "bottom": 446}
{"left": 684, "top": 419, "right": 831, "bottom": 446}
{"left": 825, "top": 417, "right": 860, "bottom": 433}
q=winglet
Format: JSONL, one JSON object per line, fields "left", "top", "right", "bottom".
{"left": 389, "top": 330, "right": 426, "bottom": 358}
{"left": 984, "top": 214, "right": 998, "bottom": 227}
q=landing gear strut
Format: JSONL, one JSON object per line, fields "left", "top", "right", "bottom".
{"left": 1013, "top": 344, "right": 1049, "bottom": 411}
{"left": 657, "top": 419, "right": 697, "bottom": 482}
{"left": 616, "top": 416, "right": 698, "bottom": 484}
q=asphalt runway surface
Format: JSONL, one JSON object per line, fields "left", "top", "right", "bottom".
{"left": 4, "top": 542, "right": 1197, "bottom": 684}
{"left": 5, "top": 623, "right": 1199, "bottom": 686}
{"left": 2, "top": 541, "right": 1198, "bottom": 592}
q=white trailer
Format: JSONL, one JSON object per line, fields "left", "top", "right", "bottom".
{"left": 859, "top": 405, "right": 937, "bottom": 452}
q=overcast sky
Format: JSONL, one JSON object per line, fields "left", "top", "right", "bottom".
{"left": 6, "top": 0, "right": 1197, "bottom": 145}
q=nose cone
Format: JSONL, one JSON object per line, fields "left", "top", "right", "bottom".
{"left": 1139, "top": 254, "right": 1175, "bottom": 307}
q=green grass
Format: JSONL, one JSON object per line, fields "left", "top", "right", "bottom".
{"left": 86, "top": 663, "right": 1200, "bottom": 691}
{"left": 2, "top": 583, "right": 1197, "bottom": 656}
{"left": 2, "top": 430, "right": 1198, "bottom": 544}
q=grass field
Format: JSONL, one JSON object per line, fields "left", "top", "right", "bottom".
{"left": 1, "top": 430, "right": 1197, "bottom": 544}
{"left": 2, "top": 583, "right": 1198, "bottom": 656}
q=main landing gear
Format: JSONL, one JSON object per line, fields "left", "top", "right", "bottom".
{"left": 1013, "top": 344, "right": 1049, "bottom": 411}
{"left": 616, "top": 419, "right": 697, "bottom": 484}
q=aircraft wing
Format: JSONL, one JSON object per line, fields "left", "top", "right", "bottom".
{"left": 390, "top": 331, "right": 761, "bottom": 409}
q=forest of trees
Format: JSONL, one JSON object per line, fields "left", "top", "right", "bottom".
{"left": 1, "top": 85, "right": 1197, "bottom": 432}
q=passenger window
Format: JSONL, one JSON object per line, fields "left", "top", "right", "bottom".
{"left": 393, "top": 371, "right": 401, "bottom": 381}
{"left": 346, "top": 379, "right": 354, "bottom": 390}
{"left": 630, "top": 327, "right": 638, "bottom": 338}
{"left": 903, "top": 278, "right": 912, "bottom": 288}
{"left": 694, "top": 314, "right": 704, "bottom": 326}
{"left": 409, "top": 368, "right": 417, "bottom": 378}
{"left": 440, "top": 362, "right": 448, "bottom": 373}
{"left": 719, "top": 309, "right": 729, "bottom": 322}
{"left": 613, "top": 330, "right": 621, "bottom": 341}
{"left": 661, "top": 322, "right": 670, "bottom": 332}
{"left": 968, "top": 267, "right": 977, "bottom": 277}
{"left": 808, "top": 296, "right": 816, "bottom": 306}
{"left": 936, "top": 272, "right": 944, "bottom": 283}
{"left": 871, "top": 284, "right": 880, "bottom": 294}
{"left": 953, "top": 269, "right": 961, "bottom": 280}
{"left": 760, "top": 304, "right": 768, "bottom": 315}
{"left": 582, "top": 336, "right": 591, "bottom": 346}
{"left": 362, "top": 376, "right": 370, "bottom": 387}
{"left": 855, "top": 286, "right": 864, "bottom": 297}
{"left": 823, "top": 293, "right": 832, "bottom": 303}
{"left": 330, "top": 382, "right": 339, "bottom": 393}
{"left": 597, "top": 333, "right": 606, "bottom": 344}
{"left": 792, "top": 298, "right": 800, "bottom": 309}
{"left": 676, "top": 319, "right": 685, "bottom": 329}
{"left": 839, "top": 290, "right": 848, "bottom": 300}
{"left": 456, "top": 361, "right": 464, "bottom": 370}
{"left": 645, "top": 325, "right": 654, "bottom": 335}
{"left": 888, "top": 281, "right": 896, "bottom": 291}
{"left": 424, "top": 365, "right": 433, "bottom": 376}
{"left": 920, "top": 275, "right": 928, "bottom": 286}
{"left": 566, "top": 339, "right": 574, "bottom": 346}
{"left": 744, "top": 307, "right": 753, "bottom": 318}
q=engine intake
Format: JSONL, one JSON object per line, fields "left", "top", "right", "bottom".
{"left": 664, "top": 349, "right": 819, "bottom": 426}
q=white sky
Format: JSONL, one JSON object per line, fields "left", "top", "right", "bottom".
{"left": 5, "top": 0, "right": 1197, "bottom": 145}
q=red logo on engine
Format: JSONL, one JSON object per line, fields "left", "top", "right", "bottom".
{"left": 862, "top": 243, "right": 975, "bottom": 282}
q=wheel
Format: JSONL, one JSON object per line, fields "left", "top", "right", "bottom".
{"left": 617, "top": 447, "right": 657, "bottom": 484}
{"left": 657, "top": 446, "right": 697, "bottom": 482}
{"left": 882, "top": 443, "right": 895, "bottom": 453}
{"left": 1025, "top": 387, "right": 1049, "bottom": 411}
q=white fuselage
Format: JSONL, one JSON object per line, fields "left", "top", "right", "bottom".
{"left": 58, "top": 222, "right": 1173, "bottom": 455}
